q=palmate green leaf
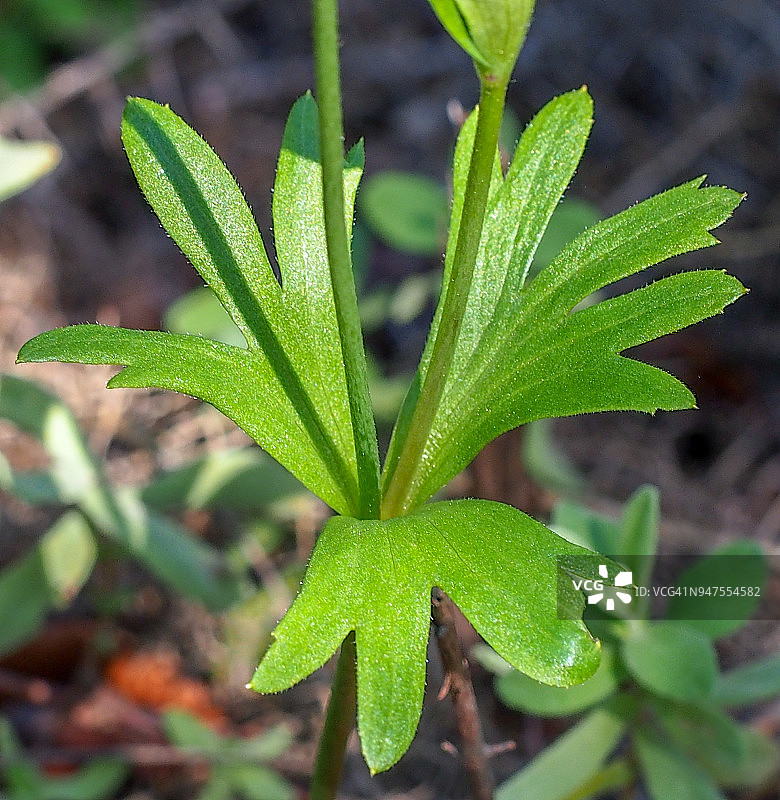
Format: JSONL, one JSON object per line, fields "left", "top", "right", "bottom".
{"left": 18, "top": 93, "right": 367, "bottom": 517}
{"left": 383, "top": 88, "right": 745, "bottom": 514}
{"left": 251, "top": 499, "right": 604, "bottom": 773}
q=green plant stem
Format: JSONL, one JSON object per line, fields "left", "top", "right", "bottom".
{"left": 312, "top": 0, "right": 380, "bottom": 520}
{"left": 309, "top": 633, "right": 357, "bottom": 800}
{"left": 381, "top": 75, "right": 508, "bottom": 519}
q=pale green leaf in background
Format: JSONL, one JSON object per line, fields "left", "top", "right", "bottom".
{"left": 620, "top": 620, "right": 717, "bottom": 702}
{"left": 0, "top": 136, "right": 60, "bottom": 202}
{"left": 496, "top": 706, "right": 626, "bottom": 800}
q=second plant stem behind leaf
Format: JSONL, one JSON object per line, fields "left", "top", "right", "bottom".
{"left": 312, "top": 0, "right": 380, "bottom": 520}
{"left": 381, "top": 75, "right": 508, "bottom": 519}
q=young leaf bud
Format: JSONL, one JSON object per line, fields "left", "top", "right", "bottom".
{"left": 428, "top": 0, "right": 536, "bottom": 83}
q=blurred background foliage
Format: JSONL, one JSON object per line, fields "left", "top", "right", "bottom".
{"left": 0, "top": 0, "right": 778, "bottom": 798}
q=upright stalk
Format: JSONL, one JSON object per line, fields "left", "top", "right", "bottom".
{"left": 309, "top": 633, "right": 358, "bottom": 800}
{"left": 312, "top": 0, "right": 380, "bottom": 520}
{"left": 381, "top": 74, "right": 508, "bottom": 518}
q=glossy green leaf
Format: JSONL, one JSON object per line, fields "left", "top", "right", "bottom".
{"left": 621, "top": 621, "right": 717, "bottom": 702}
{"left": 0, "top": 135, "right": 60, "bottom": 201}
{"left": 496, "top": 706, "right": 626, "bottom": 800}
{"left": 18, "top": 93, "right": 369, "bottom": 517}
{"left": 383, "top": 87, "right": 744, "bottom": 514}
{"left": 496, "top": 644, "right": 620, "bottom": 716}
{"left": 635, "top": 732, "right": 727, "bottom": 800}
{"left": 715, "top": 651, "right": 780, "bottom": 708}
{"left": 665, "top": 540, "right": 766, "bottom": 638}
{"left": 360, "top": 171, "right": 448, "bottom": 255}
{"left": 252, "top": 499, "right": 604, "bottom": 773}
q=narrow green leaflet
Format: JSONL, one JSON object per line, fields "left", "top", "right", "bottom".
{"left": 383, "top": 88, "right": 745, "bottom": 513}
{"left": 496, "top": 706, "right": 626, "bottom": 800}
{"left": 252, "top": 499, "right": 604, "bottom": 773}
{"left": 18, "top": 93, "right": 369, "bottom": 516}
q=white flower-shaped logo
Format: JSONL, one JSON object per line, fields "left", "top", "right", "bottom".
{"left": 587, "top": 564, "right": 633, "bottom": 611}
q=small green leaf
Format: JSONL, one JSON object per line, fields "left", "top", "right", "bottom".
{"left": 654, "top": 700, "right": 779, "bottom": 789}
{"left": 163, "top": 709, "right": 223, "bottom": 755}
{"left": 252, "top": 499, "right": 603, "bottom": 773}
{"left": 496, "top": 644, "right": 620, "bottom": 716}
{"left": 618, "top": 485, "right": 659, "bottom": 613}
{"left": 0, "top": 512, "right": 95, "bottom": 655}
{"left": 635, "top": 731, "right": 728, "bottom": 800}
{"left": 19, "top": 94, "right": 370, "bottom": 517}
{"left": 715, "top": 651, "right": 780, "bottom": 708}
{"left": 655, "top": 702, "right": 749, "bottom": 780}
{"left": 223, "top": 764, "right": 293, "bottom": 800}
{"left": 38, "top": 510, "right": 97, "bottom": 608}
{"left": 37, "top": 759, "right": 128, "bottom": 800}
{"left": 550, "top": 501, "right": 621, "bottom": 554}
{"left": 665, "top": 540, "right": 766, "bottom": 638}
{"left": 383, "top": 88, "right": 745, "bottom": 514}
{"left": 620, "top": 621, "right": 717, "bottom": 702}
{"left": 0, "top": 547, "right": 51, "bottom": 656}
{"left": 496, "top": 706, "right": 626, "bottom": 800}
{"left": 360, "top": 171, "right": 448, "bottom": 255}
{"left": 0, "top": 135, "right": 60, "bottom": 201}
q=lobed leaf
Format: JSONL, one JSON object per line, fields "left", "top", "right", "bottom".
{"left": 18, "top": 94, "right": 368, "bottom": 516}
{"left": 384, "top": 87, "right": 745, "bottom": 513}
{"left": 251, "top": 499, "right": 604, "bottom": 773}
